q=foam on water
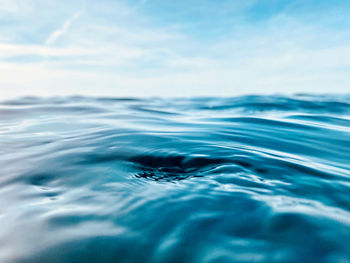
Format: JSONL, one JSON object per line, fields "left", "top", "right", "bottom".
{"left": 0, "top": 94, "right": 350, "bottom": 262}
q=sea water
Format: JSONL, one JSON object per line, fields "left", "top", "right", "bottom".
{"left": 0, "top": 94, "right": 350, "bottom": 262}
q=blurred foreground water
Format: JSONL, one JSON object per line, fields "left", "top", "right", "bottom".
{"left": 0, "top": 94, "right": 350, "bottom": 263}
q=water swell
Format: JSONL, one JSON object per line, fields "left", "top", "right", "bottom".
{"left": 0, "top": 94, "right": 350, "bottom": 262}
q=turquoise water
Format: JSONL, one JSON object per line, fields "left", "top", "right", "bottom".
{"left": 0, "top": 95, "right": 350, "bottom": 263}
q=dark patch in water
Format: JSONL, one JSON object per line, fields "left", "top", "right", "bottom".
{"left": 131, "top": 154, "right": 230, "bottom": 182}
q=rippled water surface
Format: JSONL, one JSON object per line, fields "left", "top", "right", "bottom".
{"left": 1, "top": 95, "right": 350, "bottom": 263}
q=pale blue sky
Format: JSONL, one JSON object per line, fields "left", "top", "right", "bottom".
{"left": 1, "top": 0, "right": 350, "bottom": 98}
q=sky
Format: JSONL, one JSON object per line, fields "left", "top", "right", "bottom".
{"left": 0, "top": 0, "right": 350, "bottom": 99}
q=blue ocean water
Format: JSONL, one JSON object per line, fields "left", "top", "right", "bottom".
{"left": 0, "top": 94, "right": 350, "bottom": 263}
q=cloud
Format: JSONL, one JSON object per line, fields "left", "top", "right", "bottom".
{"left": 0, "top": 0, "right": 350, "bottom": 99}
{"left": 122, "top": 0, "right": 148, "bottom": 15}
{"left": 45, "top": 1, "right": 86, "bottom": 45}
{"left": 0, "top": 43, "right": 94, "bottom": 57}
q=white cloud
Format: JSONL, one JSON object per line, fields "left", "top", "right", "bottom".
{"left": 1, "top": 42, "right": 350, "bottom": 100}
{"left": 122, "top": 0, "right": 148, "bottom": 15}
{"left": 0, "top": 43, "right": 94, "bottom": 57}
{"left": 0, "top": 0, "right": 349, "bottom": 99}
{"left": 46, "top": 1, "right": 86, "bottom": 45}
